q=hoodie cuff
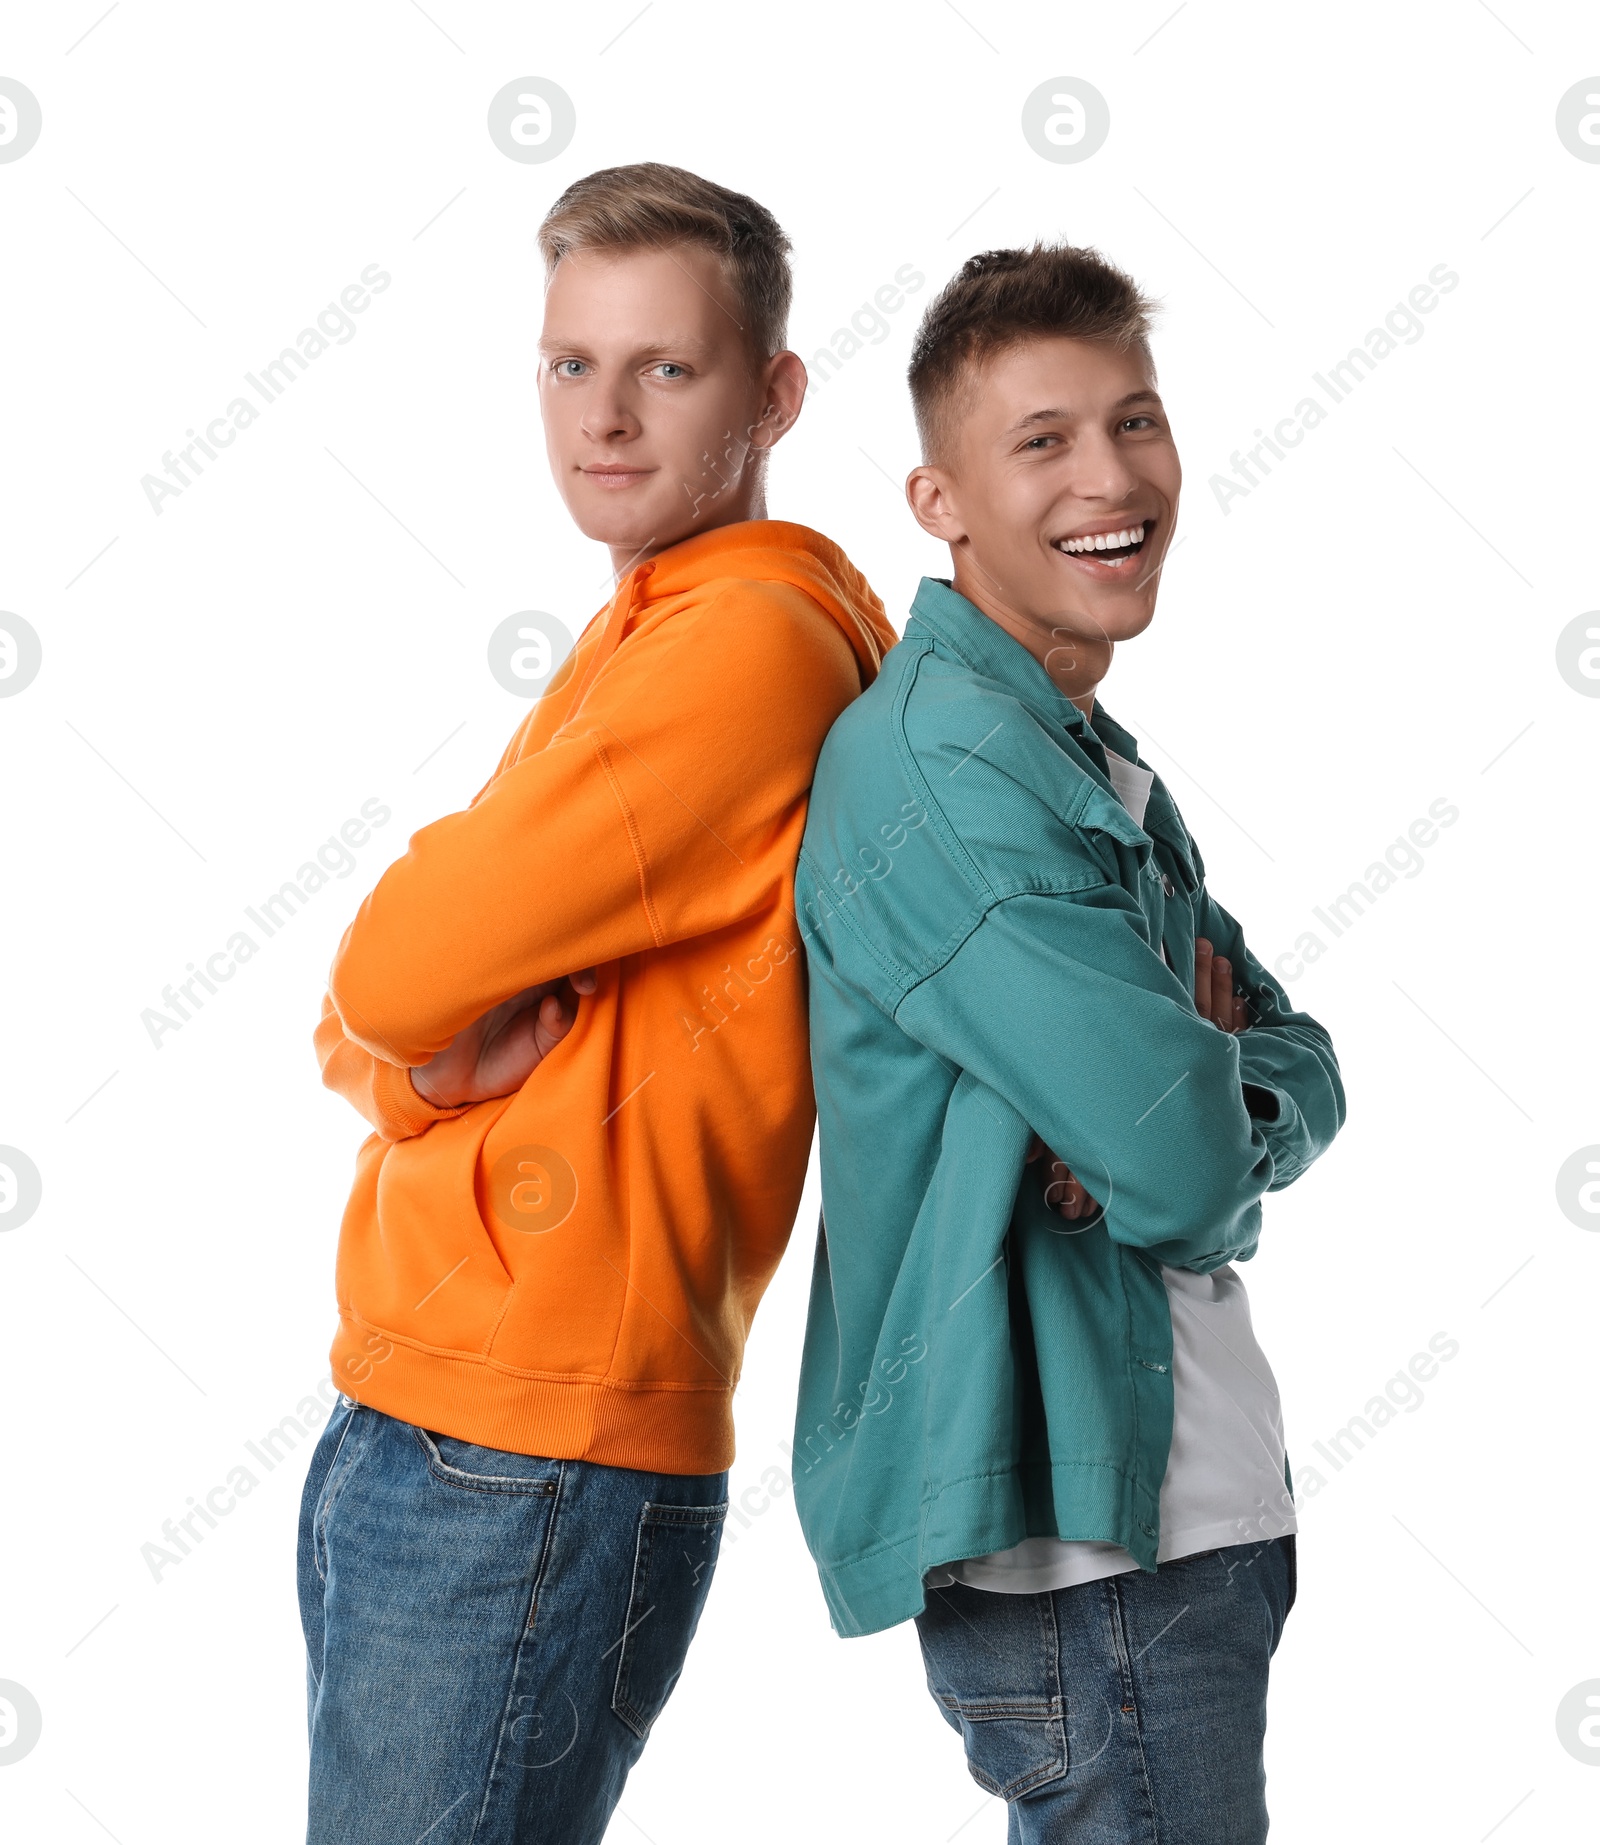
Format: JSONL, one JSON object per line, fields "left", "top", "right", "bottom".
{"left": 371, "top": 1059, "right": 472, "bottom": 1141}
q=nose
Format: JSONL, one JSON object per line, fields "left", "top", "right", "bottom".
{"left": 1068, "top": 428, "right": 1143, "bottom": 504}
{"left": 578, "top": 375, "right": 641, "bottom": 447}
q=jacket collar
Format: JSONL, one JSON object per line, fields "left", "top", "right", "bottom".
{"left": 906, "top": 577, "right": 1200, "bottom": 890}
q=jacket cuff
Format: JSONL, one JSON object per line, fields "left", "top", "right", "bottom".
{"left": 1245, "top": 1081, "right": 1313, "bottom": 1189}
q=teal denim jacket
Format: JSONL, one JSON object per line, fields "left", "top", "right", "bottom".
{"left": 791, "top": 577, "right": 1345, "bottom": 1636}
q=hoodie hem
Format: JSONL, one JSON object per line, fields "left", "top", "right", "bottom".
{"left": 331, "top": 1313, "right": 735, "bottom": 1475}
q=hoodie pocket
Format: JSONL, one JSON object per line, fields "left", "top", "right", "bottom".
{"left": 340, "top": 1126, "right": 517, "bottom": 1352}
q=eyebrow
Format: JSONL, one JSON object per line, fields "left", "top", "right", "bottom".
{"left": 1004, "top": 389, "right": 1162, "bottom": 434}
{"left": 536, "top": 334, "right": 721, "bottom": 360}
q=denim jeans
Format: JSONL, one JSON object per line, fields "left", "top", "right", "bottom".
{"left": 297, "top": 1395, "right": 728, "bottom": 1844}
{"left": 915, "top": 1536, "right": 1296, "bottom": 1844}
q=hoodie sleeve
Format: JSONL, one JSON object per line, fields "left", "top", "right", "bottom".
{"left": 327, "top": 583, "right": 863, "bottom": 1066}
{"left": 312, "top": 992, "right": 471, "bottom": 1140}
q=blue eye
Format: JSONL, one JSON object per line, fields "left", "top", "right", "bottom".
{"left": 656, "top": 362, "right": 686, "bottom": 379}
{"left": 554, "top": 359, "right": 586, "bottom": 378}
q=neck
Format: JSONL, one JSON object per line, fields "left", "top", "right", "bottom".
{"left": 608, "top": 479, "right": 769, "bottom": 581}
{"left": 950, "top": 552, "right": 1109, "bottom": 719}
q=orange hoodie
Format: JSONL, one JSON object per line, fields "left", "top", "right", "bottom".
{"left": 316, "top": 521, "right": 895, "bottom": 1473}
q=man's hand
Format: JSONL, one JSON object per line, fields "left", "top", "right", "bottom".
{"left": 410, "top": 970, "right": 597, "bottom": 1109}
{"left": 1194, "top": 937, "right": 1248, "bottom": 1032}
{"left": 1025, "top": 1134, "right": 1100, "bottom": 1221}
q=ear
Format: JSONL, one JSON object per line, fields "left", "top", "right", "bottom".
{"left": 905, "top": 464, "right": 968, "bottom": 544}
{"left": 750, "top": 350, "right": 808, "bottom": 452}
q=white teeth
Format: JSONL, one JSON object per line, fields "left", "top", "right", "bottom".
{"left": 1059, "top": 522, "right": 1147, "bottom": 555}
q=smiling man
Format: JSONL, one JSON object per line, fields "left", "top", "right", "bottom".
{"left": 791, "top": 244, "right": 1345, "bottom": 1842}
{"left": 298, "top": 164, "right": 894, "bottom": 1845}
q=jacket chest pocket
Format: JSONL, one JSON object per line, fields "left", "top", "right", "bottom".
{"left": 1078, "top": 798, "right": 1197, "bottom": 974}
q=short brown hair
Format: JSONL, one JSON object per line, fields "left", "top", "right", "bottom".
{"left": 537, "top": 162, "right": 793, "bottom": 361}
{"left": 908, "top": 243, "right": 1158, "bottom": 461}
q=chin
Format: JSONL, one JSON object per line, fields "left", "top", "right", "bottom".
{"left": 563, "top": 499, "right": 652, "bottom": 550}
{"left": 1065, "top": 581, "right": 1159, "bottom": 633}
{"left": 1098, "top": 600, "right": 1158, "bottom": 643}
{"left": 1031, "top": 595, "right": 1156, "bottom": 646}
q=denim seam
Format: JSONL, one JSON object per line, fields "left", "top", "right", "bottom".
{"left": 611, "top": 1508, "right": 658, "bottom": 1738}
{"left": 938, "top": 1695, "right": 1063, "bottom": 1721}
{"left": 312, "top": 1404, "right": 367, "bottom": 1587}
{"left": 1041, "top": 1587, "right": 1068, "bottom": 1790}
{"left": 1106, "top": 1572, "right": 1161, "bottom": 1833}
{"left": 639, "top": 1500, "right": 729, "bottom": 1529}
{"left": 471, "top": 1459, "right": 568, "bottom": 1843}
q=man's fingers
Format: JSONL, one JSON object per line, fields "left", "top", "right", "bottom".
{"left": 490, "top": 992, "right": 569, "bottom": 1068}
{"left": 1043, "top": 1161, "right": 1079, "bottom": 1217}
{"left": 531, "top": 989, "right": 576, "bottom": 1057}
{"left": 496, "top": 975, "right": 593, "bottom": 1070}
{"left": 1195, "top": 937, "right": 1237, "bottom": 1030}
{"left": 1041, "top": 1154, "right": 1099, "bottom": 1221}
{"left": 426, "top": 974, "right": 596, "bottom": 1107}
{"left": 1211, "top": 953, "right": 1234, "bottom": 1030}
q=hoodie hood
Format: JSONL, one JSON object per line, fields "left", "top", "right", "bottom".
{"left": 628, "top": 519, "right": 898, "bottom": 688}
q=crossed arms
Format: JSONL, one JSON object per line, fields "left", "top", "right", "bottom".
{"left": 894, "top": 877, "right": 1345, "bottom": 1271}
{"left": 1032, "top": 933, "right": 1249, "bottom": 1219}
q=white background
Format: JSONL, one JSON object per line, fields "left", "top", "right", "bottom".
{"left": 2, "top": 2, "right": 1596, "bottom": 1840}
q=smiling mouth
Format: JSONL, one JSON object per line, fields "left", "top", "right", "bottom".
{"left": 1054, "top": 520, "right": 1152, "bottom": 567}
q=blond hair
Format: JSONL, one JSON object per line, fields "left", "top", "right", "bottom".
{"left": 537, "top": 162, "right": 792, "bottom": 361}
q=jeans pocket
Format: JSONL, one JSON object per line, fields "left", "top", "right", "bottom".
{"left": 936, "top": 1692, "right": 1068, "bottom": 1800}
{"left": 918, "top": 1588, "right": 1067, "bottom": 1800}
{"left": 610, "top": 1500, "right": 727, "bottom": 1740}
{"left": 412, "top": 1425, "right": 561, "bottom": 1496}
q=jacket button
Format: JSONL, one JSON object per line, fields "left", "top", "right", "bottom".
{"left": 1161, "top": 872, "right": 1175, "bottom": 898}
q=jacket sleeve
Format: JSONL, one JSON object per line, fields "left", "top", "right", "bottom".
{"left": 1195, "top": 888, "right": 1345, "bottom": 1190}
{"left": 894, "top": 885, "right": 1284, "bottom": 1273}
{"left": 327, "top": 585, "right": 862, "bottom": 1065}
{"left": 312, "top": 993, "right": 471, "bottom": 1141}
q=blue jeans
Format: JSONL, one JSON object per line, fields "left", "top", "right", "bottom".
{"left": 916, "top": 1537, "right": 1296, "bottom": 1844}
{"left": 297, "top": 1395, "right": 728, "bottom": 1844}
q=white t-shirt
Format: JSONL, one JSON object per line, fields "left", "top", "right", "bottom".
{"left": 925, "top": 744, "right": 1297, "bottom": 1596}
